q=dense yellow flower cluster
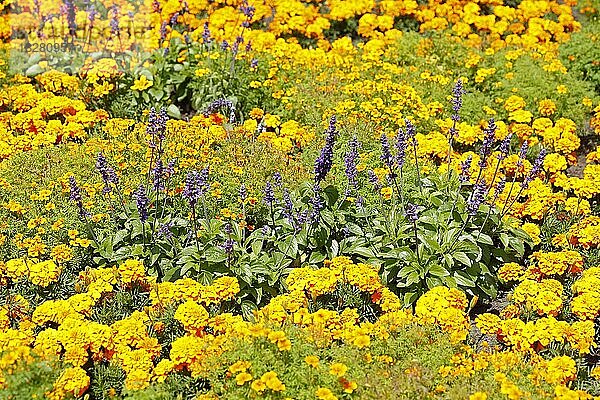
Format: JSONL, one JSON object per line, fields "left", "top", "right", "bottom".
{"left": 566, "top": 216, "right": 600, "bottom": 249}
{"left": 7, "top": 0, "right": 582, "bottom": 54}
{"left": 571, "top": 267, "right": 600, "bottom": 320}
{"left": 511, "top": 279, "right": 563, "bottom": 316}
{"left": 0, "top": 83, "right": 107, "bottom": 160}
{"left": 529, "top": 250, "right": 584, "bottom": 277}
{"left": 476, "top": 313, "right": 595, "bottom": 354}
{"left": 0, "top": 257, "right": 476, "bottom": 396}
{"left": 1, "top": 258, "right": 62, "bottom": 287}
{"left": 415, "top": 286, "right": 470, "bottom": 343}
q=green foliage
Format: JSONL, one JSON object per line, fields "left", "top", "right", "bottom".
{"left": 0, "top": 357, "right": 63, "bottom": 400}
{"left": 123, "top": 37, "right": 275, "bottom": 119}
{"left": 90, "top": 363, "right": 126, "bottom": 400}
{"left": 121, "top": 375, "right": 209, "bottom": 400}
{"left": 559, "top": 19, "right": 600, "bottom": 95}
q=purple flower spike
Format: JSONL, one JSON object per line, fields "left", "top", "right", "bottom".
{"left": 133, "top": 184, "right": 149, "bottom": 222}
{"left": 314, "top": 116, "right": 337, "bottom": 184}
{"left": 467, "top": 178, "right": 488, "bottom": 216}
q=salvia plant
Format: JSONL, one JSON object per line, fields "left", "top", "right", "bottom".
{"left": 72, "top": 83, "right": 537, "bottom": 314}
{"left": 127, "top": 1, "right": 272, "bottom": 120}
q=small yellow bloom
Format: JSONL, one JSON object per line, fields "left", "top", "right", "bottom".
{"left": 557, "top": 84, "right": 568, "bottom": 94}
{"left": 381, "top": 186, "right": 392, "bottom": 200}
{"left": 235, "top": 372, "right": 252, "bottom": 386}
{"left": 305, "top": 355, "right": 319, "bottom": 368}
{"left": 329, "top": 362, "right": 348, "bottom": 377}
{"left": 131, "top": 75, "right": 153, "bottom": 91}
{"left": 469, "top": 392, "right": 487, "bottom": 400}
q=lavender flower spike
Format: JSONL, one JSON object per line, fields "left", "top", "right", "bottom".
{"left": 69, "top": 176, "right": 88, "bottom": 218}
{"left": 314, "top": 116, "right": 337, "bottom": 184}
{"left": 395, "top": 127, "right": 408, "bottom": 169}
{"left": 344, "top": 136, "right": 360, "bottom": 193}
{"left": 479, "top": 118, "right": 497, "bottom": 168}
{"left": 380, "top": 133, "right": 394, "bottom": 169}
{"left": 459, "top": 155, "right": 473, "bottom": 185}
{"left": 96, "top": 152, "right": 118, "bottom": 194}
{"left": 451, "top": 79, "right": 466, "bottom": 122}
{"left": 405, "top": 203, "right": 419, "bottom": 223}
{"left": 133, "top": 184, "right": 149, "bottom": 222}
{"left": 263, "top": 181, "right": 275, "bottom": 206}
{"left": 521, "top": 148, "right": 547, "bottom": 190}
{"left": 467, "top": 178, "right": 488, "bottom": 216}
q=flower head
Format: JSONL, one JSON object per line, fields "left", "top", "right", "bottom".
{"left": 344, "top": 136, "right": 360, "bottom": 193}
{"left": 133, "top": 185, "right": 149, "bottom": 222}
{"left": 96, "top": 152, "right": 118, "bottom": 194}
{"left": 405, "top": 203, "right": 419, "bottom": 223}
{"left": 467, "top": 178, "right": 488, "bottom": 216}
{"left": 451, "top": 79, "right": 465, "bottom": 121}
{"left": 314, "top": 116, "right": 337, "bottom": 184}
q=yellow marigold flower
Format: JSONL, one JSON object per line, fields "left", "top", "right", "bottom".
{"left": 469, "top": 392, "right": 487, "bottom": 400}
{"left": 305, "top": 355, "right": 320, "bottom": 368}
{"left": 251, "top": 379, "right": 266, "bottom": 393}
{"left": 131, "top": 75, "right": 153, "bottom": 91}
{"left": 174, "top": 301, "right": 209, "bottom": 334}
{"left": 564, "top": 197, "right": 590, "bottom": 216}
{"left": 261, "top": 371, "right": 285, "bottom": 391}
{"left": 48, "top": 367, "right": 90, "bottom": 399}
{"left": 249, "top": 108, "right": 264, "bottom": 120}
{"left": 229, "top": 361, "right": 251, "bottom": 374}
{"left": 315, "top": 387, "right": 337, "bottom": 400}
{"left": 497, "top": 262, "right": 525, "bottom": 283}
{"left": 118, "top": 259, "right": 145, "bottom": 284}
{"left": 380, "top": 186, "right": 392, "bottom": 200}
{"left": 28, "top": 260, "right": 62, "bottom": 287}
{"left": 544, "top": 153, "right": 567, "bottom": 173}
{"left": 504, "top": 95, "right": 526, "bottom": 112}
{"left": 544, "top": 355, "right": 577, "bottom": 385}
{"left": 235, "top": 372, "right": 253, "bottom": 386}
{"left": 521, "top": 223, "right": 541, "bottom": 245}
{"left": 475, "top": 313, "right": 501, "bottom": 335}
{"left": 125, "top": 369, "right": 151, "bottom": 391}
{"left": 557, "top": 84, "right": 568, "bottom": 94}
{"left": 51, "top": 244, "right": 73, "bottom": 263}
{"left": 352, "top": 334, "right": 370, "bottom": 348}
{"left": 329, "top": 362, "right": 348, "bottom": 377}
{"left": 538, "top": 99, "right": 557, "bottom": 116}
{"left": 509, "top": 109, "right": 533, "bottom": 123}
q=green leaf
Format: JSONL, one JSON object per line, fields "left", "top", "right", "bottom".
{"left": 351, "top": 246, "right": 376, "bottom": 258}
{"left": 180, "top": 262, "right": 196, "bottom": 276}
{"left": 241, "top": 300, "right": 257, "bottom": 321}
{"left": 442, "top": 276, "right": 457, "bottom": 288}
{"left": 25, "top": 64, "right": 44, "bottom": 76}
{"left": 509, "top": 237, "right": 525, "bottom": 256}
{"left": 308, "top": 251, "right": 326, "bottom": 265}
{"left": 420, "top": 235, "right": 441, "bottom": 252}
{"left": 330, "top": 239, "right": 339, "bottom": 258}
{"left": 277, "top": 236, "right": 298, "bottom": 258}
{"left": 428, "top": 264, "right": 450, "bottom": 277}
{"left": 403, "top": 292, "right": 419, "bottom": 305}
{"left": 251, "top": 239, "right": 263, "bottom": 255}
{"left": 453, "top": 251, "right": 472, "bottom": 267}
{"left": 453, "top": 271, "right": 476, "bottom": 287}
{"left": 499, "top": 233, "right": 510, "bottom": 248}
{"left": 426, "top": 277, "right": 443, "bottom": 289}
{"left": 477, "top": 233, "right": 494, "bottom": 245}
{"left": 148, "top": 87, "right": 164, "bottom": 101}
{"left": 205, "top": 247, "right": 227, "bottom": 263}
{"left": 167, "top": 104, "right": 181, "bottom": 119}
{"left": 140, "top": 69, "right": 153, "bottom": 80}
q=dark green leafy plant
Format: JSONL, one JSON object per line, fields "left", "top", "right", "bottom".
{"left": 74, "top": 84, "right": 534, "bottom": 312}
